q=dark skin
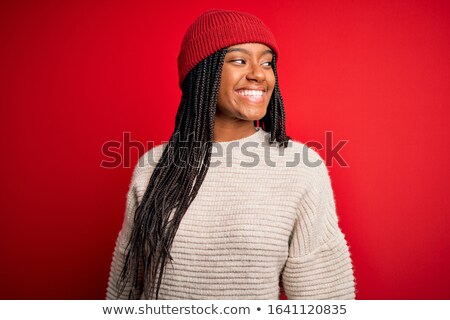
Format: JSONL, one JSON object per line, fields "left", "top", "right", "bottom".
{"left": 214, "top": 42, "right": 275, "bottom": 142}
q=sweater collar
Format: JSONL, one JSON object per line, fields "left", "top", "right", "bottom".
{"left": 212, "top": 127, "right": 267, "bottom": 148}
{"left": 209, "top": 128, "right": 272, "bottom": 164}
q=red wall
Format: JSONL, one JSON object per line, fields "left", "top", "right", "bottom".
{"left": 1, "top": 0, "right": 449, "bottom": 299}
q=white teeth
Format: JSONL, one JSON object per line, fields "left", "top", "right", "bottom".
{"left": 237, "top": 90, "right": 264, "bottom": 96}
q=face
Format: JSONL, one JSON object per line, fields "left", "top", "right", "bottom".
{"left": 216, "top": 43, "right": 275, "bottom": 123}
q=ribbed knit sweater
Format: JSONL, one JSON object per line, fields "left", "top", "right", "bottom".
{"left": 106, "top": 128, "right": 355, "bottom": 300}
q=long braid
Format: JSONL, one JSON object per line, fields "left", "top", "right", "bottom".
{"left": 117, "top": 48, "right": 290, "bottom": 300}
{"left": 260, "top": 53, "right": 291, "bottom": 147}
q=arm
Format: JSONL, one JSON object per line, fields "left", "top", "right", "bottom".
{"left": 105, "top": 171, "right": 143, "bottom": 299}
{"left": 282, "top": 159, "right": 355, "bottom": 299}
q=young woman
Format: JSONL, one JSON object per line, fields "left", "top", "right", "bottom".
{"left": 106, "top": 9, "right": 355, "bottom": 300}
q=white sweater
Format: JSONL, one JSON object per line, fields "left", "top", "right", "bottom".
{"left": 106, "top": 128, "right": 355, "bottom": 299}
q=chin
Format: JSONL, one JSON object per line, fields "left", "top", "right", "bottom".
{"left": 247, "top": 116, "right": 265, "bottom": 121}
{"left": 245, "top": 108, "right": 268, "bottom": 121}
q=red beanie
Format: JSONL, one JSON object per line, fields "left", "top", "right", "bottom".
{"left": 177, "top": 9, "right": 280, "bottom": 89}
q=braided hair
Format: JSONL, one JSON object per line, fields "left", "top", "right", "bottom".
{"left": 117, "top": 47, "right": 290, "bottom": 299}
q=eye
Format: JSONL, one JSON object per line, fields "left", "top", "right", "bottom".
{"left": 229, "top": 59, "right": 273, "bottom": 67}
{"left": 231, "top": 59, "right": 246, "bottom": 64}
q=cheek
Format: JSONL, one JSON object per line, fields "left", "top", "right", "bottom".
{"left": 267, "top": 71, "right": 275, "bottom": 88}
{"left": 217, "top": 86, "right": 235, "bottom": 113}
{"left": 267, "top": 77, "right": 276, "bottom": 99}
{"left": 217, "top": 77, "right": 238, "bottom": 107}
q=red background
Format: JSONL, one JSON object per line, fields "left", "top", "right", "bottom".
{"left": 1, "top": 0, "right": 449, "bottom": 299}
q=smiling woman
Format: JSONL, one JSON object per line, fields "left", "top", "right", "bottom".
{"left": 105, "top": 9, "right": 356, "bottom": 300}
{"left": 215, "top": 43, "right": 275, "bottom": 141}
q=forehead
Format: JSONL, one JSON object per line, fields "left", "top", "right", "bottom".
{"left": 226, "top": 43, "right": 274, "bottom": 55}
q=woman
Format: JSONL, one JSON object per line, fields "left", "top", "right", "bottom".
{"left": 106, "top": 9, "right": 355, "bottom": 300}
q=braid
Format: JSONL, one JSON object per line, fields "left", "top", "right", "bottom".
{"left": 117, "top": 48, "right": 290, "bottom": 300}
{"left": 259, "top": 53, "right": 291, "bottom": 147}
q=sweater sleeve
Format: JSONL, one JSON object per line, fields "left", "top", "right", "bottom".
{"left": 282, "top": 157, "right": 355, "bottom": 300}
{"left": 105, "top": 166, "right": 144, "bottom": 300}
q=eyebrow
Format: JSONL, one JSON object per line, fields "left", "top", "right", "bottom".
{"left": 226, "top": 47, "right": 274, "bottom": 56}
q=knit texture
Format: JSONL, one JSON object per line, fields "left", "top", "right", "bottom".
{"left": 177, "top": 9, "right": 279, "bottom": 88}
{"left": 106, "top": 128, "right": 355, "bottom": 300}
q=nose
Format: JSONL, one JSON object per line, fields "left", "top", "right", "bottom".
{"left": 246, "top": 61, "right": 265, "bottom": 82}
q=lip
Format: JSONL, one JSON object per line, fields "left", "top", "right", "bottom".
{"left": 235, "top": 86, "right": 266, "bottom": 92}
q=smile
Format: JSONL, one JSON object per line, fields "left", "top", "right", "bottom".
{"left": 235, "top": 90, "right": 265, "bottom": 103}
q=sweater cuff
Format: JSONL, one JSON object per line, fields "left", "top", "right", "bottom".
{"left": 282, "top": 234, "right": 355, "bottom": 300}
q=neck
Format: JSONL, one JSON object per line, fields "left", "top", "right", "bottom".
{"left": 213, "top": 118, "right": 257, "bottom": 142}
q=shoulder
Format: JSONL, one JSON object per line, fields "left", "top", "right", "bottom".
{"left": 277, "top": 135, "right": 331, "bottom": 191}
{"left": 129, "top": 143, "right": 167, "bottom": 200}
{"left": 134, "top": 143, "right": 167, "bottom": 174}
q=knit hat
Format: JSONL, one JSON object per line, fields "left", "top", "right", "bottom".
{"left": 177, "top": 9, "right": 279, "bottom": 89}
